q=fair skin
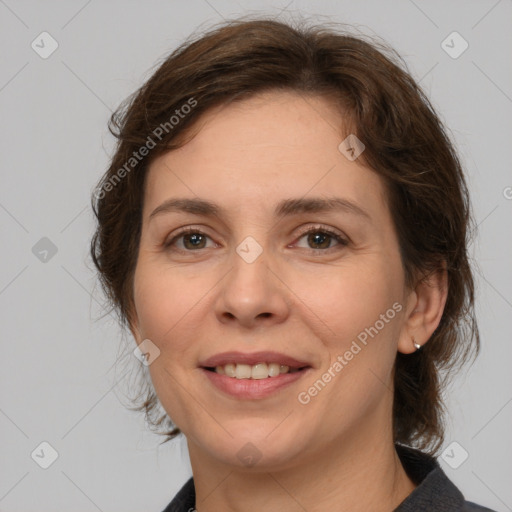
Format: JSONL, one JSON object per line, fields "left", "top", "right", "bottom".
{"left": 129, "top": 91, "right": 448, "bottom": 512}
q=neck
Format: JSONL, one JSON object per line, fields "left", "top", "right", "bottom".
{"left": 187, "top": 412, "right": 417, "bottom": 512}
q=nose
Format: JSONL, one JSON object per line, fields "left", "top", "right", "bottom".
{"left": 214, "top": 247, "right": 291, "bottom": 329}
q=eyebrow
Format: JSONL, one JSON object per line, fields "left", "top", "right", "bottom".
{"left": 149, "top": 196, "right": 372, "bottom": 221}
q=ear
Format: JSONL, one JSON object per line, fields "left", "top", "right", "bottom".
{"left": 397, "top": 263, "right": 448, "bottom": 354}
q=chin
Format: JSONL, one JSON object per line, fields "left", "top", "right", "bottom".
{"left": 190, "top": 421, "right": 313, "bottom": 470}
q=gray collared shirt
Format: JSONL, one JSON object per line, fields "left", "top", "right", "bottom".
{"left": 162, "top": 444, "right": 496, "bottom": 511}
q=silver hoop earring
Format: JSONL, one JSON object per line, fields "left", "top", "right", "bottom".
{"left": 412, "top": 338, "right": 421, "bottom": 350}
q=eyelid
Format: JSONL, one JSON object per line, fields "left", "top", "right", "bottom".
{"left": 163, "top": 223, "right": 349, "bottom": 252}
{"left": 293, "top": 223, "right": 348, "bottom": 241}
{"left": 291, "top": 224, "right": 349, "bottom": 250}
{"left": 163, "top": 225, "right": 214, "bottom": 248}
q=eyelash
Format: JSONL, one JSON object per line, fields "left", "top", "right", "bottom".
{"left": 163, "top": 225, "right": 349, "bottom": 254}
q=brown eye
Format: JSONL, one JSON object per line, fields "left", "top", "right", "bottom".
{"left": 295, "top": 227, "right": 348, "bottom": 252}
{"left": 306, "top": 232, "right": 332, "bottom": 249}
{"left": 165, "top": 228, "right": 214, "bottom": 252}
{"left": 181, "top": 232, "right": 207, "bottom": 250}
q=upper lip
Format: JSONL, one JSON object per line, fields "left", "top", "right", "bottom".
{"left": 199, "top": 351, "right": 312, "bottom": 369}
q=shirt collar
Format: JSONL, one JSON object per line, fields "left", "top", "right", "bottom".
{"left": 394, "top": 443, "right": 466, "bottom": 511}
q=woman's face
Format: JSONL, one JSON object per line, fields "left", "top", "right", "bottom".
{"left": 130, "top": 91, "right": 416, "bottom": 470}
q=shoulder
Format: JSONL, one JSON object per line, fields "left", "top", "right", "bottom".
{"left": 160, "top": 477, "right": 195, "bottom": 512}
{"left": 463, "top": 501, "right": 497, "bottom": 511}
{"left": 394, "top": 444, "right": 497, "bottom": 512}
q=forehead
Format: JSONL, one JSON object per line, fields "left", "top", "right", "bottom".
{"left": 143, "top": 91, "right": 388, "bottom": 220}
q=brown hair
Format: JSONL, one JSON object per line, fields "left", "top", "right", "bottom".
{"left": 90, "top": 16, "right": 479, "bottom": 455}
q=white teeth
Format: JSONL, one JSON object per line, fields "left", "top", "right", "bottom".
{"left": 251, "top": 363, "right": 269, "bottom": 380}
{"left": 223, "top": 363, "right": 236, "bottom": 377}
{"left": 268, "top": 363, "right": 281, "bottom": 377}
{"left": 213, "top": 362, "right": 300, "bottom": 379}
{"left": 235, "top": 364, "right": 252, "bottom": 379}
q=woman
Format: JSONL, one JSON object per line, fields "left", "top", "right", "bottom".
{"left": 90, "top": 17, "right": 496, "bottom": 512}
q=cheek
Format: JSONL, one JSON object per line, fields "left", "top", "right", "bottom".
{"left": 132, "top": 259, "right": 205, "bottom": 351}
{"left": 132, "top": 263, "right": 206, "bottom": 429}
{"left": 291, "top": 256, "right": 404, "bottom": 418}
{"left": 294, "top": 265, "right": 402, "bottom": 431}
{"left": 294, "top": 257, "right": 404, "bottom": 346}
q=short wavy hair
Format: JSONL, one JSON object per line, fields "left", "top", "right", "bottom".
{"left": 90, "top": 16, "right": 479, "bottom": 455}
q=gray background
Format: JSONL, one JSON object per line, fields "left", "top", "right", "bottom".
{"left": 1, "top": 0, "right": 511, "bottom": 511}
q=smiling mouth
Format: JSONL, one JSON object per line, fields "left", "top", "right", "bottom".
{"left": 202, "top": 362, "right": 311, "bottom": 379}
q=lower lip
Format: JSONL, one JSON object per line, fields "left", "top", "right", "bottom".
{"left": 200, "top": 367, "right": 311, "bottom": 400}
